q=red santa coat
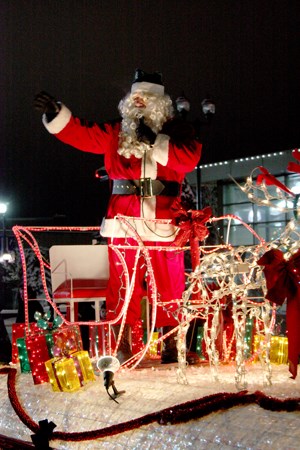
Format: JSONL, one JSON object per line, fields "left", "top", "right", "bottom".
{"left": 43, "top": 105, "right": 202, "bottom": 326}
{"left": 44, "top": 104, "right": 202, "bottom": 241}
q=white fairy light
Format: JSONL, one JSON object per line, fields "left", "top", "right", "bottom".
{"left": 230, "top": 165, "right": 298, "bottom": 214}
{"left": 11, "top": 214, "right": 283, "bottom": 389}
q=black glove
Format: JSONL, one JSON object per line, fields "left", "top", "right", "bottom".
{"left": 136, "top": 118, "right": 156, "bottom": 145}
{"left": 33, "top": 91, "right": 60, "bottom": 119}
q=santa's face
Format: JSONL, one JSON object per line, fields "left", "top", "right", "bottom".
{"left": 117, "top": 90, "right": 174, "bottom": 158}
{"left": 132, "top": 93, "right": 147, "bottom": 109}
{"left": 119, "top": 90, "right": 171, "bottom": 123}
{"left": 119, "top": 90, "right": 173, "bottom": 131}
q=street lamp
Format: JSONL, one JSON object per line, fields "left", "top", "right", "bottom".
{"left": 0, "top": 202, "right": 14, "bottom": 264}
{"left": 0, "top": 203, "right": 8, "bottom": 214}
{"left": 201, "top": 98, "right": 216, "bottom": 116}
{"left": 175, "top": 95, "right": 216, "bottom": 210}
{"left": 175, "top": 94, "right": 191, "bottom": 120}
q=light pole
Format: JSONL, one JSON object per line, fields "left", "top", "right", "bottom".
{"left": 175, "top": 95, "right": 216, "bottom": 210}
{"left": 0, "top": 203, "right": 7, "bottom": 262}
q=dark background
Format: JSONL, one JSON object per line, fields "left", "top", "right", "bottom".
{"left": 1, "top": 0, "right": 299, "bottom": 225}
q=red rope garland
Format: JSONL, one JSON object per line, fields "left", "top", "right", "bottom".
{"left": 3, "top": 368, "right": 39, "bottom": 433}
{"left": 1, "top": 367, "right": 300, "bottom": 443}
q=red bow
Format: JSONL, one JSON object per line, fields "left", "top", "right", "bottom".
{"left": 171, "top": 203, "right": 212, "bottom": 272}
{"left": 172, "top": 206, "right": 212, "bottom": 248}
{"left": 258, "top": 248, "right": 300, "bottom": 378}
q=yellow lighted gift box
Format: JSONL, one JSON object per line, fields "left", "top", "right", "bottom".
{"left": 45, "top": 350, "right": 95, "bottom": 392}
{"left": 148, "top": 332, "right": 160, "bottom": 357}
{"left": 253, "top": 335, "right": 288, "bottom": 364}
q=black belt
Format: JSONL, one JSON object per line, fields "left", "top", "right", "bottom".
{"left": 112, "top": 178, "right": 181, "bottom": 197}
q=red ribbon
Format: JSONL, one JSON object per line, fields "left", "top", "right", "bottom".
{"left": 257, "top": 248, "right": 300, "bottom": 378}
{"left": 171, "top": 203, "right": 212, "bottom": 270}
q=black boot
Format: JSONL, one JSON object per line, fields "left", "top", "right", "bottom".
{"left": 112, "top": 324, "right": 133, "bottom": 364}
{"left": 161, "top": 326, "right": 200, "bottom": 365}
{"left": 161, "top": 326, "right": 178, "bottom": 364}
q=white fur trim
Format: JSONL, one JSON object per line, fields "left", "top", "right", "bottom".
{"left": 141, "top": 196, "right": 156, "bottom": 220}
{"left": 100, "top": 217, "right": 177, "bottom": 242}
{"left": 152, "top": 134, "right": 170, "bottom": 166}
{"left": 42, "top": 104, "right": 72, "bottom": 134}
{"left": 131, "top": 81, "right": 164, "bottom": 96}
{"left": 141, "top": 150, "right": 157, "bottom": 179}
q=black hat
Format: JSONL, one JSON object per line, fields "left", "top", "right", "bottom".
{"left": 131, "top": 69, "right": 164, "bottom": 95}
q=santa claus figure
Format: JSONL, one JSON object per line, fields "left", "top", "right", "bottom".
{"left": 34, "top": 69, "right": 202, "bottom": 364}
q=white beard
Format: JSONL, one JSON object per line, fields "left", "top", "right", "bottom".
{"left": 117, "top": 92, "right": 173, "bottom": 159}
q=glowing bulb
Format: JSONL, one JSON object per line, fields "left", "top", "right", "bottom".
{"left": 0, "top": 203, "right": 8, "bottom": 214}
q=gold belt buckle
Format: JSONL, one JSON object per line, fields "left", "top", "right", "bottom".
{"left": 139, "top": 178, "right": 153, "bottom": 197}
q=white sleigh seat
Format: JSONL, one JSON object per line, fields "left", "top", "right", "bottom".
{"left": 49, "top": 245, "right": 109, "bottom": 322}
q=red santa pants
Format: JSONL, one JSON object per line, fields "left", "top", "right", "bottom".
{"left": 106, "top": 237, "right": 185, "bottom": 328}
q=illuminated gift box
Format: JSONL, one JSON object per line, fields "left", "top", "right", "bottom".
{"left": 15, "top": 327, "right": 52, "bottom": 381}
{"left": 25, "top": 333, "right": 52, "bottom": 384}
{"left": 12, "top": 323, "right": 39, "bottom": 364}
{"left": 45, "top": 350, "right": 95, "bottom": 392}
{"left": 33, "top": 312, "right": 83, "bottom": 357}
{"left": 52, "top": 324, "right": 83, "bottom": 353}
{"left": 196, "top": 326, "right": 207, "bottom": 360}
{"left": 253, "top": 335, "right": 288, "bottom": 364}
{"left": 147, "top": 331, "right": 161, "bottom": 357}
{"left": 16, "top": 337, "right": 31, "bottom": 373}
{"left": 22, "top": 324, "right": 83, "bottom": 385}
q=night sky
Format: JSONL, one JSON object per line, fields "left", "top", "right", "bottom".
{"left": 1, "top": 1, "right": 299, "bottom": 225}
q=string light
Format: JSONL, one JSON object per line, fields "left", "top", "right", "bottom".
{"left": 12, "top": 323, "right": 39, "bottom": 364}
{"left": 25, "top": 334, "right": 50, "bottom": 384}
{"left": 196, "top": 326, "right": 206, "bottom": 360}
{"left": 177, "top": 215, "right": 272, "bottom": 389}
{"left": 46, "top": 343, "right": 95, "bottom": 392}
{"left": 16, "top": 338, "right": 31, "bottom": 373}
{"left": 11, "top": 217, "right": 282, "bottom": 389}
{"left": 230, "top": 165, "right": 298, "bottom": 214}
{"left": 200, "top": 150, "right": 289, "bottom": 170}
